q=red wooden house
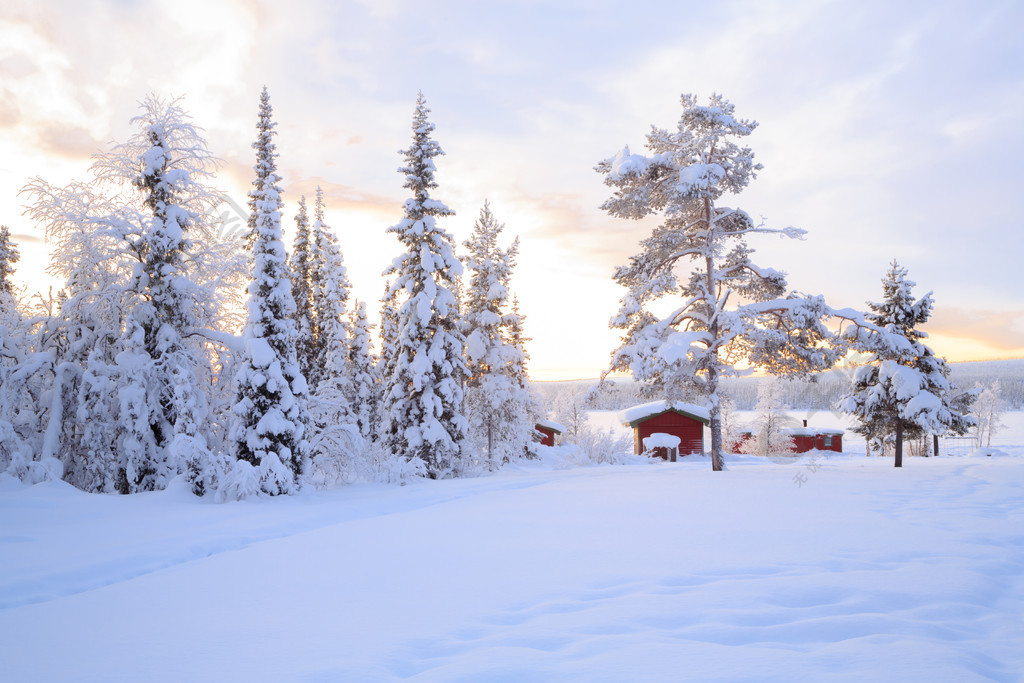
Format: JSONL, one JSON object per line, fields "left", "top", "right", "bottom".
{"left": 620, "top": 401, "right": 710, "bottom": 458}
{"left": 534, "top": 419, "right": 566, "bottom": 447}
{"left": 782, "top": 427, "right": 844, "bottom": 453}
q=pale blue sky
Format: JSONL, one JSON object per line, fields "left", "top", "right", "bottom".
{"left": 2, "top": 0, "right": 1022, "bottom": 378}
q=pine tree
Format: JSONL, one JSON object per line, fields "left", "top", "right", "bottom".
{"left": 231, "top": 87, "right": 310, "bottom": 495}
{"left": 597, "top": 93, "right": 841, "bottom": 471}
{"left": 841, "top": 262, "right": 971, "bottom": 467}
{"left": 461, "top": 202, "right": 538, "bottom": 466}
{"left": 311, "top": 187, "right": 352, "bottom": 390}
{"left": 0, "top": 225, "right": 17, "bottom": 299}
{"left": 381, "top": 93, "right": 467, "bottom": 478}
{"left": 306, "top": 189, "right": 356, "bottom": 462}
{"left": 0, "top": 224, "right": 21, "bottom": 370}
{"left": 289, "top": 196, "right": 318, "bottom": 389}
{"left": 347, "top": 300, "right": 380, "bottom": 440}
{"left": 505, "top": 295, "right": 542, "bottom": 456}
{"left": 0, "top": 225, "right": 27, "bottom": 477}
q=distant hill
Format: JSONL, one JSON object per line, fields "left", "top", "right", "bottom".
{"left": 533, "top": 358, "right": 1024, "bottom": 411}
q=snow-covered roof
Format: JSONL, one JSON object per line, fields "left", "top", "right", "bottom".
{"left": 620, "top": 400, "right": 710, "bottom": 426}
{"left": 782, "top": 427, "right": 845, "bottom": 437}
{"left": 535, "top": 419, "right": 567, "bottom": 434}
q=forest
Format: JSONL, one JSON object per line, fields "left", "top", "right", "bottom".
{"left": 0, "top": 91, "right": 1012, "bottom": 496}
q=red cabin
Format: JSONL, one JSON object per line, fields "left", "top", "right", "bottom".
{"left": 782, "top": 427, "right": 844, "bottom": 453}
{"left": 621, "top": 401, "right": 710, "bottom": 458}
{"left": 534, "top": 419, "right": 566, "bottom": 447}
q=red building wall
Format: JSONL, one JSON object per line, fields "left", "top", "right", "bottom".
{"left": 792, "top": 435, "right": 816, "bottom": 453}
{"left": 790, "top": 433, "right": 843, "bottom": 453}
{"left": 535, "top": 426, "right": 556, "bottom": 447}
{"left": 634, "top": 411, "right": 704, "bottom": 456}
{"left": 815, "top": 434, "right": 842, "bottom": 452}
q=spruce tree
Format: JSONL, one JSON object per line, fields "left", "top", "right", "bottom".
{"left": 311, "top": 187, "right": 352, "bottom": 389}
{"left": 289, "top": 196, "right": 318, "bottom": 389}
{"left": 841, "top": 262, "right": 972, "bottom": 467}
{"left": 347, "top": 300, "right": 380, "bottom": 440}
{"left": 377, "top": 281, "right": 399, "bottom": 441}
{"left": 232, "top": 87, "right": 310, "bottom": 495}
{"left": 461, "top": 202, "right": 538, "bottom": 466}
{"left": 0, "top": 225, "right": 17, "bottom": 299}
{"left": 381, "top": 93, "right": 467, "bottom": 478}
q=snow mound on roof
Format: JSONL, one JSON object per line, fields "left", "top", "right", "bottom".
{"left": 536, "top": 419, "right": 567, "bottom": 433}
{"left": 782, "top": 427, "right": 845, "bottom": 437}
{"left": 643, "top": 433, "right": 682, "bottom": 449}
{"left": 620, "top": 400, "right": 710, "bottom": 425}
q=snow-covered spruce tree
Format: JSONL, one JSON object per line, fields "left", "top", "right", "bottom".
{"left": 505, "top": 295, "right": 543, "bottom": 456}
{"left": 381, "top": 93, "right": 467, "bottom": 478}
{"left": 0, "top": 225, "right": 17, "bottom": 299}
{"left": 289, "top": 195, "right": 319, "bottom": 390}
{"left": 0, "top": 225, "right": 21, "bottom": 365}
{"left": 311, "top": 187, "right": 352, "bottom": 388}
{"left": 0, "top": 225, "right": 30, "bottom": 477}
{"left": 305, "top": 188, "right": 361, "bottom": 481}
{"left": 231, "top": 87, "right": 310, "bottom": 495}
{"left": 461, "top": 202, "right": 539, "bottom": 467}
{"left": 597, "top": 93, "right": 840, "bottom": 471}
{"left": 840, "top": 262, "right": 971, "bottom": 467}
{"left": 742, "top": 376, "right": 796, "bottom": 458}
{"left": 346, "top": 300, "right": 379, "bottom": 440}
{"left": 378, "top": 282, "right": 399, "bottom": 382}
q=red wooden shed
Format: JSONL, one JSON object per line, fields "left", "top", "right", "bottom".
{"left": 782, "top": 427, "right": 844, "bottom": 453}
{"left": 534, "top": 419, "right": 566, "bottom": 447}
{"left": 620, "top": 401, "right": 710, "bottom": 458}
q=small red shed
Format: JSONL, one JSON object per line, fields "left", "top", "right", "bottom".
{"left": 535, "top": 419, "right": 566, "bottom": 447}
{"left": 782, "top": 427, "right": 844, "bottom": 453}
{"left": 620, "top": 401, "right": 710, "bottom": 458}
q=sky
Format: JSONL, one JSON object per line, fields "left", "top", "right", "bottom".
{"left": 1, "top": 0, "right": 1022, "bottom": 380}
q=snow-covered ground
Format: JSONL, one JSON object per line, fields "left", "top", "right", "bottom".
{"left": 2, "top": 418, "right": 1023, "bottom": 681}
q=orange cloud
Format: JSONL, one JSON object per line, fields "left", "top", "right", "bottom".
{"left": 925, "top": 307, "right": 1024, "bottom": 354}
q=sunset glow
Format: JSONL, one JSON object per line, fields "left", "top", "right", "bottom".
{"left": 2, "top": 1, "right": 1022, "bottom": 381}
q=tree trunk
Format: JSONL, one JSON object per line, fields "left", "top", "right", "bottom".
{"left": 894, "top": 422, "right": 903, "bottom": 468}
{"left": 933, "top": 434, "right": 939, "bottom": 457}
{"left": 487, "top": 420, "right": 494, "bottom": 470}
{"left": 707, "top": 335, "right": 723, "bottom": 471}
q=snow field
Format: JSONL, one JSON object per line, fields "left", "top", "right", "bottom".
{"left": 2, "top": 440, "right": 1023, "bottom": 681}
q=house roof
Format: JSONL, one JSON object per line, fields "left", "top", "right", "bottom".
{"left": 782, "top": 427, "right": 845, "bottom": 437}
{"left": 535, "top": 419, "right": 567, "bottom": 434}
{"left": 620, "top": 400, "right": 711, "bottom": 427}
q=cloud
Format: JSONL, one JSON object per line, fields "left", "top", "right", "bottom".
{"left": 926, "top": 308, "right": 1024, "bottom": 352}
{"left": 284, "top": 176, "right": 399, "bottom": 219}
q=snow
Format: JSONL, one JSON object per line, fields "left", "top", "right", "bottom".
{"left": 620, "top": 400, "right": 711, "bottom": 425}
{"left": 2, "top": 425, "right": 1023, "bottom": 680}
{"left": 642, "top": 432, "right": 681, "bottom": 449}
{"left": 536, "top": 418, "right": 567, "bottom": 433}
{"left": 782, "top": 427, "right": 845, "bottom": 437}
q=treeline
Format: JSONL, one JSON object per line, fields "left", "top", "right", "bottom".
{"left": 540, "top": 358, "right": 1024, "bottom": 413}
